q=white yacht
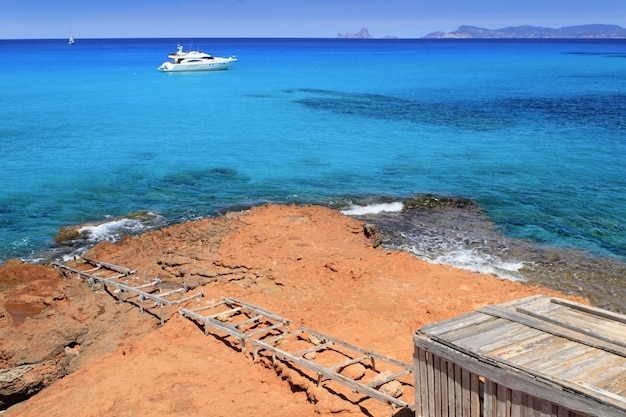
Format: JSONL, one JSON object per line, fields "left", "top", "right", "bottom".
{"left": 158, "top": 44, "right": 237, "bottom": 72}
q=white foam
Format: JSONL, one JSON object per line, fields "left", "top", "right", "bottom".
{"left": 79, "top": 218, "right": 146, "bottom": 242}
{"left": 394, "top": 240, "right": 526, "bottom": 282}
{"left": 62, "top": 247, "right": 88, "bottom": 262}
{"left": 431, "top": 248, "right": 525, "bottom": 281}
{"left": 341, "top": 202, "right": 404, "bottom": 216}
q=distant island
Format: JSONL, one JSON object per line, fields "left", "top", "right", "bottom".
{"left": 424, "top": 24, "right": 626, "bottom": 39}
{"left": 336, "top": 28, "right": 397, "bottom": 39}
{"left": 337, "top": 24, "right": 626, "bottom": 39}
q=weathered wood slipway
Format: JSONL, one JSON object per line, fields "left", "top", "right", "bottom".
{"left": 413, "top": 295, "right": 626, "bottom": 417}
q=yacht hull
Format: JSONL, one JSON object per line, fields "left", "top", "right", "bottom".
{"left": 158, "top": 57, "right": 237, "bottom": 72}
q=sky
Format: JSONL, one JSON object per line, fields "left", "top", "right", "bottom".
{"left": 1, "top": 0, "right": 624, "bottom": 39}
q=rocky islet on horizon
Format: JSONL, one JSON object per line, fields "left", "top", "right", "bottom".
{"left": 338, "top": 24, "right": 626, "bottom": 39}
{"left": 336, "top": 28, "right": 397, "bottom": 39}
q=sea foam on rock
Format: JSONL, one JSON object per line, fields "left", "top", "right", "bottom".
{"left": 55, "top": 212, "right": 161, "bottom": 243}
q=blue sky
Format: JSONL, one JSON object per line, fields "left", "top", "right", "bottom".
{"left": 1, "top": 0, "right": 624, "bottom": 39}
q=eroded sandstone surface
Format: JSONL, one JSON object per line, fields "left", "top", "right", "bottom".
{"left": 1, "top": 204, "right": 586, "bottom": 416}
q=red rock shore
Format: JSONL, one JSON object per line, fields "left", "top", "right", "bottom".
{"left": 0, "top": 204, "right": 587, "bottom": 417}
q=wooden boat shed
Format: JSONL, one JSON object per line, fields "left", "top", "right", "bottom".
{"left": 413, "top": 295, "right": 626, "bottom": 417}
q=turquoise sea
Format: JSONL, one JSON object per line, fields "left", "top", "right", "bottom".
{"left": 1, "top": 38, "right": 625, "bottom": 311}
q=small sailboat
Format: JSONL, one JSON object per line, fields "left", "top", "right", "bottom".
{"left": 68, "top": 30, "right": 74, "bottom": 45}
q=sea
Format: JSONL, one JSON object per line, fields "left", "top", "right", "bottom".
{"left": 1, "top": 38, "right": 625, "bottom": 312}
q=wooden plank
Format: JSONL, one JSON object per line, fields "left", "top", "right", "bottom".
{"left": 494, "top": 336, "right": 590, "bottom": 372}
{"left": 434, "top": 352, "right": 443, "bottom": 417}
{"left": 446, "top": 360, "right": 455, "bottom": 417}
{"left": 83, "top": 257, "right": 135, "bottom": 275}
{"left": 205, "top": 307, "right": 242, "bottom": 320}
{"left": 481, "top": 326, "right": 547, "bottom": 356}
{"left": 549, "top": 349, "right": 619, "bottom": 382}
{"left": 518, "top": 307, "right": 626, "bottom": 349}
{"left": 302, "top": 326, "right": 412, "bottom": 371}
{"left": 577, "top": 382, "right": 626, "bottom": 404}
{"left": 329, "top": 355, "right": 369, "bottom": 371}
{"left": 419, "top": 311, "right": 496, "bottom": 338}
{"left": 511, "top": 389, "right": 523, "bottom": 417}
{"left": 595, "top": 366, "right": 626, "bottom": 394}
{"left": 102, "top": 278, "right": 173, "bottom": 306}
{"left": 367, "top": 369, "right": 411, "bottom": 388}
{"left": 537, "top": 347, "right": 600, "bottom": 380}
{"left": 204, "top": 315, "right": 245, "bottom": 340}
{"left": 532, "top": 397, "right": 542, "bottom": 417}
{"left": 234, "top": 314, "right": 263, "bottom": 328}
{"left": 556, "top": 353, "right": 626, "bottom": 388}
{"left": 431, "top": 316, "right": 510, "bottom": 347}
{"left": 53, "top": 262, "right": 101, "bottom": 277}
{"left": 541, "top": 399, "right": 554, "bottom": 417}
{"left": 244, "top": 321, "right": 289, "bottom": 339}
{"left": 157, "top": 286, "right": 187, "bottom": 298}
{"left": 512, "top": 297, "right": 626, "bottom": 345}
{"left": 524, "top": 396, "right": 534, "bottom": 417}
{"left": 483, "top": 380, "right": 495, "bottom": 417}
{"left": 503, "top": 338, "right": 591, "bottom": 370}
{"left": 437, "top": 357, "right": 449, "bottom": 417}
{"left": 454, "top": 363, "right": 462, "bottom": 417}
{"left": 253, "top": 338, "right": 410, "bottom": 408}
{"left": 187, "top": 298, "right": 228, "bottom": 312}
{"left": 413, "top": 346, "right": 426, "bottom": 417}
{"left": 470, "top": 373, "right": 480, "bottom": 417}
{"left": 556, "top": 407, "right": 569, "bottom": 417}
{"left": 223, "top": 297, "right": 278, "bottom": 317}
{"left": 416, "top": 347, "right": 429, "bottom": 417}
{"left": 551, "top": 298, "right": 626, "bottom": 325}
{"left": 428, "top": 352, "right": 436, "bottom": 417}
{"left": 461, "top": 367, "right": 471, "bottom": 417}
{"left": 169, "top": 289, "right": 203, "bottom": 306}
{"left": 497, "top": 383, "right": 509, "bottom": 417}
{"left": 479, "top": 305, "right": 626, "bottom": 358}
{"left": 449, "top": 320, "right": 532, "bottom": 352}
{"left": 524, "top": 301, "right": 626, "bottom": 349}
{"left": 261, "top": 329, "right": 304, "bottom": 345}
{"left": 291, "top": 341, "right": 333, "bottom": 357}
{"left": 486, "top": 333, "right": 556, "bottom": 365}
{"left": 520, "top": 394, "right": 532, "bottom": 417}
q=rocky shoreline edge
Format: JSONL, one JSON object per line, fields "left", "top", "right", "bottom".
{"left": 0, "top": 204, "right": 587, "bottom": 416}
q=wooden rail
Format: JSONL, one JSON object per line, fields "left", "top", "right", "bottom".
{"left": 54, "top": 258, "right": 416, "bottom": 414}
{"left": 53, "top": 258, "right": 203, "bottom": 324}
{"left": 179, "top": 297, "right": 415, "bottom": 413}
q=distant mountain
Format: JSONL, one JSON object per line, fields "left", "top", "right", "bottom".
{"left": 424, "top": 24, "right": 626, "bottom": 39}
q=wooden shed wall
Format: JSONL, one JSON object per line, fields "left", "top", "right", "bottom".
{"left": 413, "top": 296, "right": 626, "bottom": 417}
{"left": 414, "top": 346, "right": 589, "bottom": 417}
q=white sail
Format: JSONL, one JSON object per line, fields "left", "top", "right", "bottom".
{"left": 68, "top": 30, "right": 74, "bottom": 45}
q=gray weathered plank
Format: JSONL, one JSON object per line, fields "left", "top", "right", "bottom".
{"left": 479, "top": 305, "right": 626, "bottom": 358}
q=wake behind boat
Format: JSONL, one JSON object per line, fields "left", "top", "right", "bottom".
{"left": 158, "top": 44, "right": 237, "bottom": 72}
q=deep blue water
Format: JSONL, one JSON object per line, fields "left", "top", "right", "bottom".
{"left": 1, "top": 38, "right": 625, "bottom": 289}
